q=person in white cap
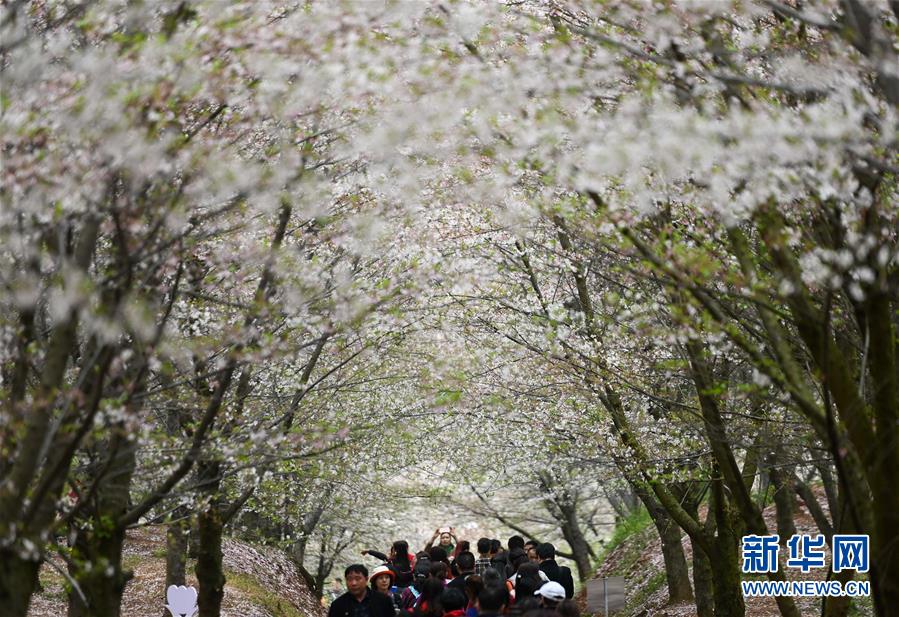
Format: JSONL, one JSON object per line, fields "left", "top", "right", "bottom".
{"left": 534, "top": 581, "right": 566, "bottom": 610}
{"left": 369, "top": 565, "right": 401, "bottom": 615}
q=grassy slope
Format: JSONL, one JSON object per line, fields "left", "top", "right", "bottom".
{"left": 27, "top": 526, "right": 325, "bottom": 617}
{"left": 584, "top": 491, "right": 874, "bottom": 617}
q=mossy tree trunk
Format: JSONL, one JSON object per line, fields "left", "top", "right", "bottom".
{"left": 767, "top": 456, "right": 797, "bottom": 541}
{"left": 707, "top": 478, "right": 745, "bottom": 617}
{"left": 166, "top": 506, "right": 190, "bottom": 587}
{"left": 67, "top": 434, "right": 137, "bottom": 617}
{"left": 684, "top": 493, "right": 715, "bottom": 617}
{"left": 0, "top": 553, "right": 41, "bottom": 617}
{"left": 630, "top": 485, "right": 694, "bottom": 605}
{"left": 690, "top": 537, "right": 715, "bottom": 617}
{"left": 196, "top": 460, "right": 225, "bottom": 617}
{"left": 652, "top": 510, "right": 694, "bottom": 605}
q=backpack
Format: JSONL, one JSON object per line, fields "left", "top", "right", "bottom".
{"left": 400, "top": 585, "right": 421, "bottom": 611}
{"left": 391, "top": 562, "right": 414, "bottom": 588}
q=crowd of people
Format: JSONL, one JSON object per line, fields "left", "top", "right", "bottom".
{"left": 328, "top": 530, "right": 579, "bottom": 617}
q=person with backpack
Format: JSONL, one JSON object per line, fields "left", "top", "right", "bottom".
{"left": 429, "top": 560, "right": 451, "bottom": 585}
{"left": 535, "top": 544, "right": 574, "bottom": 599}
{"left": 507, "top": 563, "right": 548, "bottom": 602}
{"left": 506, "top": 548, "right": 528, "bottom": 581}
{"left": 428, "top": 546, "right": 453, "bottom": 579}
{"left": 400, "top": 562, "right": 431, "bottom": 613}
{"left": 363, "top": 541, "right": 416, "bottom": 589}
{"left": 505, "top": 569, "right": 540, "bottom": 617}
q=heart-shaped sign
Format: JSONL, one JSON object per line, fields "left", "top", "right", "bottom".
{"left": 165, "top": 585, "right": 198, "bottom": 617}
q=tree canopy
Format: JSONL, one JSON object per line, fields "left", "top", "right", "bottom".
{"left": 1, "top": 2, "right": 896, "bottom": 617}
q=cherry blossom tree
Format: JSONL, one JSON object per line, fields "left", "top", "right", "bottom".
{"left": 3, "top": 2, "right": 896, "bottom": 617}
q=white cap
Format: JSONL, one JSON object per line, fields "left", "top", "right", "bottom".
{"left": 534, "top": 581, "right": 566, "bottom": 602}
{"left": 370, "top": 565, "right": 395, "bottom": 581}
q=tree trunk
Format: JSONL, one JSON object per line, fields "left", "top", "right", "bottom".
{"left": 816, "top": 462, "right": 839, "bottom": 529}
{"left": 196, "top": 461, "right": 225, "bottom": 617}
{"left": 684, "top": 496, "right": 715, "bottom": 617}
{"left": 821, "top": 489, "right": 858, "bottom": 617}
{"left": 691, "top": 539, "right": 715, "bottom": 617}
{"left": 605, "top": 486, "right": 641, "bottom": 523}
{"left": 655, "top": 514, "right": 694, "bottom": 605}
{"left": 0, "top": 550, "right": 41, "bottom": 617}
{"left": 767, "top": 462, "right": 797, "bottom": 541}
{"left": 634, "top": 485, "right": 694, "bottom": 605}
{"left": 67, "top": 436, "right": 137, "bottom": 617}
{"left": 164, "top": 511, "right": 190, "bottom": 617}
{"left": 708, "top": 480, "right": 745, "bottom": 617}
{"left": 166, "top": 509, "right": 190, "bottom": 587}
{"left": 558, "top": 501, "right": 595, "bottom": 582}
{"left": 67, "top": 524, "right": 132, "bottom": 617}
{"left": 708, "top": 545, "right": 744, "bottom": 617}
{"left": 869, "top": 485, "right": 899, "bottom": 617}
{"left": 685, "top": 342, "right": 802, "bottom": 617}
{"left": 821, "top": 569, "right": 854, "bottom": 617}
{"left": 793, "top": 476, "right": 833, "bottom": 538}
{"left": 188, "top": 516, "right": 201, "bottom": 559}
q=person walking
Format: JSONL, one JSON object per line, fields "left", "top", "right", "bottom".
{"left": 474, "top": 538, "right": 492, "bottom": 575}
{"left": 370, "top": 565, "right": 402, "bottom": 614}
{"left": 507, "top": 563, "right": 547, "bottom": 603}
{"left": 534, "top": 581, "right": 566, "bottom": 611}
{"left": 475, "top": 586, "right": 509, "bottom": 617}
{"left": 446, "top": 552, "right": 476, "bottom": 592}
{"left": 363, "top": 541, "right": 415, "bottom": 589}
{"left": 535, "top": 544, "right": 574, "bottom": 599}
{"left": 400, "top": 562, "right": 431, "bottom": 612}
{"left": 488, "top": 540, "right": 508, "bottom": 577}
{"left": 412, "top": 578, "right": 445, "bottom": 617}
{"left": 329, "top": 565, "right": 395, "bottom": 617}
{"left": 463, "top": 575, "right": 484, "bottom": 617}
{"left": 440, "top": 588, "right": 469, "bottom": 617}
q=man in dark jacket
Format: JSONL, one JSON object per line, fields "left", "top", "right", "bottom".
{"left": 329, "top": 564, "right": 395, "bottom": 617}
{"left": 446, "top": 551, "right": 476, "bottom": 591}
{"left": 488, "top": 539, "right": 508, "bottom": 577}
{"left": 536, "top": 543, "right": 574, "bottom": 599}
